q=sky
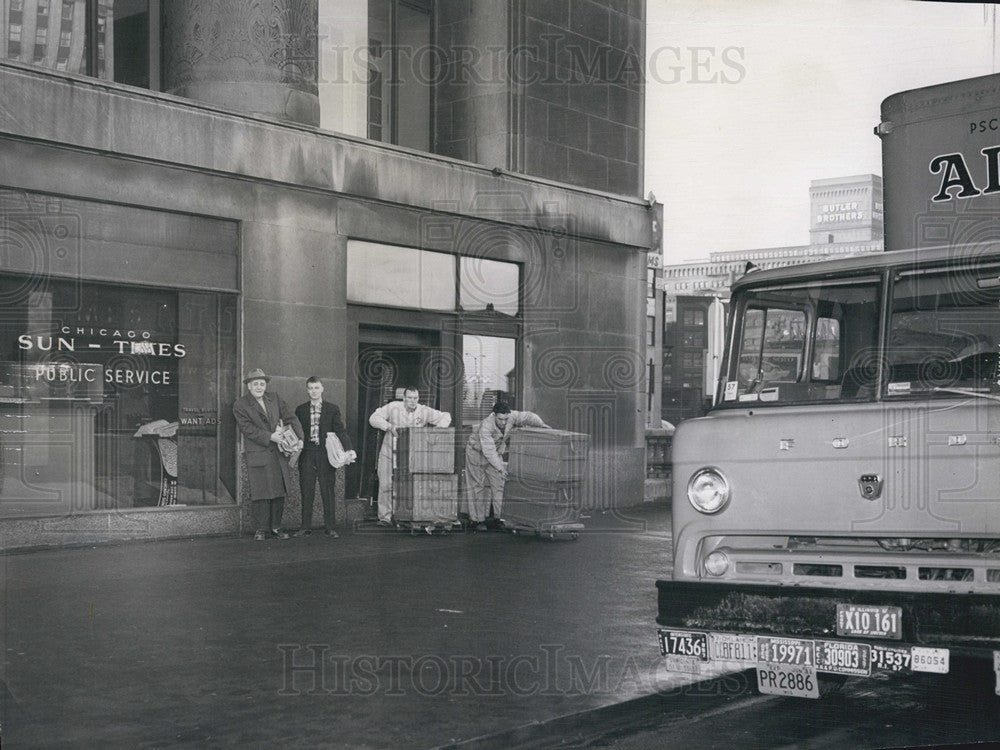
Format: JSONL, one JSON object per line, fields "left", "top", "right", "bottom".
{"left": 644, "top": 0, "right": 999, "bottom": 263}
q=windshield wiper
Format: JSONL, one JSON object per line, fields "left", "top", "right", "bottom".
{"left": 931, "top": 387, "right": 1000, "bottom": 403}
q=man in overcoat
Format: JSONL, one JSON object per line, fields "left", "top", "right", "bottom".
{"left": 294, "top": 376, "right": 355, "bottom": 537}
{"left": 233, "top": 368, "right": 303, "bottom": 540}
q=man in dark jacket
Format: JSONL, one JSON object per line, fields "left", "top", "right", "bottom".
{"left": 294, "top": 376, "right": 355, "bottom": 537}
{"left": 233, "top": 368, "right": 303, "bottom": 541}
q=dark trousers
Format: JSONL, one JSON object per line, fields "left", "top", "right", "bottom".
{"left": 299, "top": 446, "right": 336, "bottom": 529}
{"left": 251, "top": 497, "right": 285, "bottom": 532}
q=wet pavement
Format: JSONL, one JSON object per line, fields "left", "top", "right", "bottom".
{"left": 0, "top": 503, "right": 687, "bottom": 749}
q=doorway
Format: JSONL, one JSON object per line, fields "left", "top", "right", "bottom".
{"left": 349, "top": 327, "right": 445, "bottom": 500}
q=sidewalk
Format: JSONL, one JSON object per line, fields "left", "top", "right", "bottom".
{"left": 1, "top": 503, "right": 681, "bottom": 749}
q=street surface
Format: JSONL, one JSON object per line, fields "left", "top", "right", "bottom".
{"left": 2, "top": 502, "right": 998, "bottom": 749}
{"left": 1, "top": 504, "right": 688, "bottom": 748}
{"left": 493, "top": 664, "right": 999, "bottom": 749}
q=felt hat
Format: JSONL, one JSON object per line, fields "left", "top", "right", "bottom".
{"left": 243, "top": 368, "right": 271, "bottom": 384}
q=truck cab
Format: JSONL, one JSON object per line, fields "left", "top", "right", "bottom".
{"left": 656, "top": 245, "right": 1000, "bottom": 697}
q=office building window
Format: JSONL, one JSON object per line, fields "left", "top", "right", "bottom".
{"left": 459, "top": 258, "right": 519, "bottom": 316}
{"left": 367, "top": 0, "right": 432, "bottom": 151}
{"left": 347, "top": 240, "right": 456, "bottom": 311}
{"left": 4, "top": 0, "right": 156, "bottom": 89}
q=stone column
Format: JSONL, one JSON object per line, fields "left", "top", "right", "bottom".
{"left": 162, "top": 0, "right": 319, "bottom": 126}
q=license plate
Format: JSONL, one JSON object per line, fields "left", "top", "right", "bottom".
{"left": 911, "top": 647, "right": 949, "bottom": 674}
{"left": 871, "top": 644, "right": 912, "bottom": 672}
{"left": 661, "top": 655, "right": 703, "bottom": 674}
{"left": 836, "top": 604, "right": 902, "bottom": 640}
{"left": 658, "top": 629, "right": 708, "bottom": 661}
{"left": 709, "top": 633, "right": 758, "bottom": 663}
{"left": 815, "top": 640, "right": 871, "bottom": 676}
{"left": 756, "top": 664, "right": 819, "bottom": 698}
{"left": 758, "top": 636, "right": 815, "bottom": 666}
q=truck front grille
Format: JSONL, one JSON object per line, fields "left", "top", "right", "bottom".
{"left": 701, "top": 535, "right": 1000, "bottom": 592}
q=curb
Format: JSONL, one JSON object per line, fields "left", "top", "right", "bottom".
{"left": 431, "top": 671, "right": 772, "bottom": 749}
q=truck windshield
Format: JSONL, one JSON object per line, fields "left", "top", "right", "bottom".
{"left": 720, "top": 264, "right": 1000, "bottom": 407}
{"left": 721, "top": 278, "right": 881, "bottom": 406}
{"left": 885, "top": 266, "right": 1000, "bottom": 398}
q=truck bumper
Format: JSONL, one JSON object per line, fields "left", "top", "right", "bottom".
{"left": 655, "top": 580, "right": 1000, "bottom": 692}
{"left": 656, "top": 580, "right": 1000, "bottom": 656}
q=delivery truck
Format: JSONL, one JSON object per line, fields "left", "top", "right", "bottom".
{"left": 654, "top": 74, "right": 1000, "bottom": 699}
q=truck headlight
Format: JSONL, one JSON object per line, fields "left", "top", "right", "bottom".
{"left": 687, "top": 468, "right": 731, "bottom": 514}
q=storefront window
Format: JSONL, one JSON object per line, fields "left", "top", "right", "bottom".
{"left": 0, "top": 275, "right": 237, "bottom": 516}
{"left": 461, "top": 335, "right": 516, "bottom": 426}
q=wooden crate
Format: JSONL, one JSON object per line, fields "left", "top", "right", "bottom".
{"left": 501, "top": 478, "right": 582, "bottom": 530}
{"left": 507, "top": 428, "right": 589, "bottom": 484}
{"left": 392, "top": 473, "right": 458, "bottom": 523}
{"left": 395, "top": 427, "right": 455, "bottom": 474}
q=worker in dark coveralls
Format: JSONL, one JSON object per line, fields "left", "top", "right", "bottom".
{"left": 233, "top": 368, "right": 303, "bottom": 541}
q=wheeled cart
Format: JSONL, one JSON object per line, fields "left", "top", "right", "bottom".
{"left": 391, "top": 467, "right": 460, "bottom": 535}
{"left": 501, "top": 478, "right": 583, "bottom": 540}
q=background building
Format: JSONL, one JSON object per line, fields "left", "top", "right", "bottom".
{"left": 659, "top": 174, "right": 883, "bottom": 425}
{"left": 0, "top": 1, "right": 658, "bottom": 549}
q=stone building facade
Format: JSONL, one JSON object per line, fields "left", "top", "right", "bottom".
{"left": 0, "top": 1, "right": 656, "bottom": 548}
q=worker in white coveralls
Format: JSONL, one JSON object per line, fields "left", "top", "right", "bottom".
{"left": 368, "top": 386, "right": 451, "bottom": 526}
{"left": 465, "top": 399, "right": 549, "bottom": 532}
